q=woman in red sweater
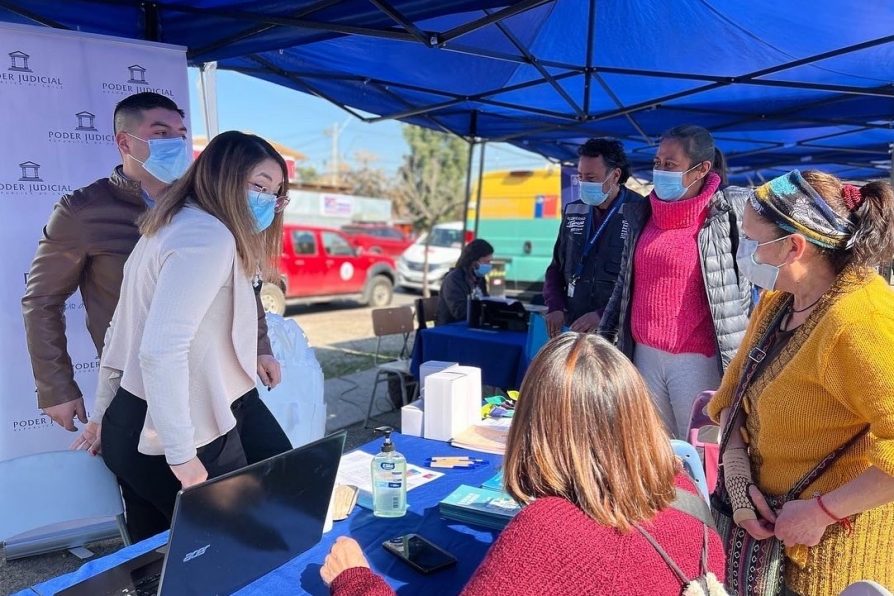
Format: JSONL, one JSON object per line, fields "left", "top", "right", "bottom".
{"left": 321, "top": 333, "right": 725, "bottom": 595}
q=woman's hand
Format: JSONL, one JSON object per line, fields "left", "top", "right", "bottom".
{"left": 170, "top": 457, "right": 208, "bottom": 489}
{"left": 70, "top": 421, "right": 102, "bottom": 455}
{"left": 321, "top": 537, "right": 370, "bottom": 586}
{"left": 257, "top": 354, "right": 282, "bottom": 389}
{"left": 739, "top": 485, "right": 778, "bottom": 539}
{"left": 544, "top": 310, "right": 565, "bottom": 338}
{"left": 775, "top": 498, "right": 833, "bottom": 547}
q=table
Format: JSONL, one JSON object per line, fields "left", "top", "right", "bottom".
{"left": 22, "top": 434, "right": 504, "bottom": 596}
{"left": 410, "top": 323, "right": 529, "bottom": 389}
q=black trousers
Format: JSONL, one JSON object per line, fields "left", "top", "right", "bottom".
{"left": 101, "top": 387, "right": 291, "bottom": 542}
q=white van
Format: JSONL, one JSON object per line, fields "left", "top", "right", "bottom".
{"left": 397, "top": 221, "right": 465, "bottom": 292}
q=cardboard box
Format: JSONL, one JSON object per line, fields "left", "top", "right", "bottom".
{"left": 401, "top": 399, "right": 424, "bottom": 438}
{"left": 423, "top": 368, "right": 482, "bottom": 442}
{"left": 419, "top": 360, "right": 458, "bottom": 398}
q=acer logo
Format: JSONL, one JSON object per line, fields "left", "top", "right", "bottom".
{"left": 182, "top": 544, "right": 210, "bottom": 563}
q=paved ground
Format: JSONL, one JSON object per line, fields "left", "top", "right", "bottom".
{"left": 0, "top": 291, "right": 418, "bottom": 595}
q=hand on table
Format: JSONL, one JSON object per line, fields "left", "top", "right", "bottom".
{"left": 775, "top": 498, "right": 833, "bottom": 547}
{"left": 257, "top": 354, "right": 282, "bottom": 390}
{"left": 544, "top": 310, "right": 565, "bottom": 338}
{"left": 740, "top": 484, "right": 778, "bottom": 540}
{"left": 569, "top": 311, "right": 601, "bottom": 333}
{"left": 170, "top": 457, "right": 208, "bottom": 489}
{"left": 43, "top": 397, "right": 87, "bottom": 431}
{"left": 321, "top": 537, "right": 370, "bottom": 586}
{"left": 70, "top": 421, "right": 102, "bottom": 455}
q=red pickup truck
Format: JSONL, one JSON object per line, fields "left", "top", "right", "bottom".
{"left": 260, "top": 224, "right": 398, "bottom": 315}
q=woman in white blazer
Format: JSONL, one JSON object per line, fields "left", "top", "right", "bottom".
{"left": 75, "top": 131, "right": 293, "bottom": 539}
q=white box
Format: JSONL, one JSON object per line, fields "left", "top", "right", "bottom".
{"left": 423, "top": 369, "right": 482, "bottom": 442}
{"left": 419, "top": 361, "right": 458, "bottom": 398}
{"left": 401, "top": 399, "right": 424, "bottom": 438}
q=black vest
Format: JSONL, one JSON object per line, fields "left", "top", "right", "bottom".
{"left": 559, "top": 189, "right": 640, "bottom": 322}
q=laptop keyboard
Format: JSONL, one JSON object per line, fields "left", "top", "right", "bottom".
{"left": 119, "top": 572, "right": 161, "bottom": 596}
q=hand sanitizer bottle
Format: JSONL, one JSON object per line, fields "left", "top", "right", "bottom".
{"left": 371, "top": 427, "right": 407, "bottom": 518}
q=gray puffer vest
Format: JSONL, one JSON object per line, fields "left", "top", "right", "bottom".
{"left": 598, "top": 186, "right": 752, "bottom": 374}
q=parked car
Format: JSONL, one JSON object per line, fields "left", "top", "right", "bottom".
{"left": 260, "top": 224, "right": 397, "bottom": 315}
{"left": 397, "top": 221, "right": 468, "bottom": 293}
{"left": 341, "top": 223, "right": 414, "bottom": 258}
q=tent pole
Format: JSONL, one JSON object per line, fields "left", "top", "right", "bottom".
{"left": 461, "top": 139, "right": 476, "bottom": 249}
{"left": 474, "top": 142, "right": 486, "bottom": 237}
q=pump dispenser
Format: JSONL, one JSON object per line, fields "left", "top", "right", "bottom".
{"left": 371, "top": 427, "right": 407, "bottom": 517}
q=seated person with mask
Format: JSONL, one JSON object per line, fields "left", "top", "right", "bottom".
{"left": 436, "top": 239, "right": 494, "bottom": 325}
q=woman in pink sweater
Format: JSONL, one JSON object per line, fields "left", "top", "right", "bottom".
{"left": 320, "top": 333, "right": 725, "bottom": 595}
{"left": 598, "top": 125, "right": 752, "bottom": 439}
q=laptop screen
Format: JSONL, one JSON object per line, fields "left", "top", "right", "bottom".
{"left": 159, "top": 432, "right": 346, "bottom": 595}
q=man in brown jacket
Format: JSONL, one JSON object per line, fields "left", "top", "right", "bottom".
{"left": 22, "top": 92, "right": 281, "bottom": 434}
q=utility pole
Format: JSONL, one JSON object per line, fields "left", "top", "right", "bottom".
{"left": 326, "top": 118, "right": 352, "bottom": 186}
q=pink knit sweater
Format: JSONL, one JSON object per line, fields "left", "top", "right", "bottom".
{"left": 630, "top": 173, "right": 721, "bottom": 357}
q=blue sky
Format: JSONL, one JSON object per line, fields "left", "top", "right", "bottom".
{"left": 186, "top": 68, "right": 549, "bottom": 177}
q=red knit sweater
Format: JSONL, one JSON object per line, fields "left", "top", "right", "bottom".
{"left": 630, "top": 173, "right": 721, "bottom": 357}
{"left": 329, "top": 473, "right": 724, "bottom": 596}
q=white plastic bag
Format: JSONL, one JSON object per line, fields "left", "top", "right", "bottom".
{"left": 258, "top": 313, "right": 326, "bottom": 449}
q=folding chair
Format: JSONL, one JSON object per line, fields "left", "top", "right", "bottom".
{"left": 0, "top": 450, "right": 131, "bottom": 559}
{"left": 364, "top": 305, "right": 418, "bottom": 428}
{"left": 671, "top": 439, "right": 710, "bottom": 503}
{"left": 414, "top": 296, "right": 439, "bottom": 329}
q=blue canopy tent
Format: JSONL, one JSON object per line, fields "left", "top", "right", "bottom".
{"left": 2, "top": 1, "right": 892, "bottom": 190}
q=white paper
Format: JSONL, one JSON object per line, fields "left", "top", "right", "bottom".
{"left": 334, "top": 451, "right": 444, "bottom": 494}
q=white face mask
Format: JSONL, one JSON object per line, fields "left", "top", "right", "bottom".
{"left": 736, "top": 235, "right": 791, "bottom": 290}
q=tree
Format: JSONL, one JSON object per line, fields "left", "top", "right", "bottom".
{"left": 345, "top": 150, "right": 393, "bottom": 198}
{"left": 393, "top": 125, "right": 469, "bottom": 296}
{"left": 296, "top": 165, "right": 320, "bottom": 185}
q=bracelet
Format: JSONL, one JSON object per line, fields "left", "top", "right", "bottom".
{"left": 815, "top": 494, "right": 853, "bottom": 535}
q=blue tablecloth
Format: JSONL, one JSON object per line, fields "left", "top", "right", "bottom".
{"left": 23, "top": 434, "right": 503, "bottom": 596}
{"left": 410, "top": 323, "right": 529, "bottom": 389}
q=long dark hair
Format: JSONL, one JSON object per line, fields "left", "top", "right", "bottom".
{"left": 140, "top": 131, "right": 288, "bottom": 280}
{"left": 455, "top": 238, "right": 494, "bottom": 271}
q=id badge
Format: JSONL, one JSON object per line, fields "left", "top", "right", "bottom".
{"left": 567, "top": 281, "right": 575, "bottom": 298}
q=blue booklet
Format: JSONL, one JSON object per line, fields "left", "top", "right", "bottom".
{"left": 439, "top": 484, "right": 521, "bottom": 530}
{"left": 480, "top": 470, "right": 504, "bottom": 492}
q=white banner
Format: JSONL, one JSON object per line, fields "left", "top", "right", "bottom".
{"left": 0, "top": 23, "right": 188, "bottom": 460}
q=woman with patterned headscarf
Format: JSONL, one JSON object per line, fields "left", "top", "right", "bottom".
{"left": 707, "top": 170, "right": 894, "bottom": 595}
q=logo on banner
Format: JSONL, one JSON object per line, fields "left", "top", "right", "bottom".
{"left": 8, "top": 50, "right": 31, "bottom": 72}
{"left": 100, "top": 63, "right": 174, "bottom": 98}
{"left": 74, "top": 358, "right": 100, "bottom": 376}
{"left": 12, "top": 411, "right": 56, "bottom": 433}
{"left": 46, "top": 111, "right": 114, "bottom": 145}
{"left": 2, "top": 50, "right": 63, "bottom": 88}
{"left": 75, "top": 111, "right": 97, "bottom": 131}
{"left": 1, "top": 162, "right": 73, "bottom": 196}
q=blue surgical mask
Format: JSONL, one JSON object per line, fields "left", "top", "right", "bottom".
{"left": 247, "top": 189, "right": 277, "bottom": 233}
{"left": 128, "top": 134, "right": 190, "bottom": 184}
{"left": 578, "top": 179, "right": 611, "bottom": 207}
{"left": 474, "top": 263, "right": 492, "bottom": 277}
{"left": 736, "top": 236, "right": 791, "bottom": 290}
{"left": 652, "top": 164, "right": 702, "bottom": 202}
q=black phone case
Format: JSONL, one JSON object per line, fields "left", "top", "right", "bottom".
{"left": 382, "top": 534, "right": 457, "bottom": 574}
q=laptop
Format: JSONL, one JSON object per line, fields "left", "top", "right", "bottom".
{"left": 60, "top": 431, "right": 346, "bottom": 596}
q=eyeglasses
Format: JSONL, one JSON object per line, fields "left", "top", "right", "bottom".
{"left": 249, "top": 183, "right": 290, "bottom": 213}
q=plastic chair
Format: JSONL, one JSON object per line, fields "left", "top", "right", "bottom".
{"left": 671, "top": 439, "right": 710, "bottom": 503}
{"left": 840, "top": 581, "right": 894, "bottom": 596}
{"left": 0, "top": 450, "right": 130, "bottom": 558}
{"left": 414, "top": 296, "right": 439, "bottom": 329}
{"left": 364, "top": 305, "right": 418, "bottom": 428}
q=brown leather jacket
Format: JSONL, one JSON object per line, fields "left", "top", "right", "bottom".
{"left": 22, "top": 167, "right": 272, "bottom": 409}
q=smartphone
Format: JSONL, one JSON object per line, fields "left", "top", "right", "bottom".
{"left": 382, "top": 534, "right": 457, "bottom": 574}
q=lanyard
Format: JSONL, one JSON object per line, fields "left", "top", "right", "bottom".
{"left": 572, "top": 190, "right": 627, "bottom": 280}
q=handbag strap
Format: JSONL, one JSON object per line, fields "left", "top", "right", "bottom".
{"left": 719, "top": 296, "right": 793, "bottom": 455}
{"left": 787, "top": 425, "right": 870, "bottom": 499}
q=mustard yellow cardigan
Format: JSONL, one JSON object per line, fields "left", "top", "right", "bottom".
{"left": 708, "top": 269, "right": 894, "bottom": 595}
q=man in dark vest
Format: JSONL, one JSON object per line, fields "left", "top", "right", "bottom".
{"left": 542, "top": 138, "right": 645, "bottom": 337}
